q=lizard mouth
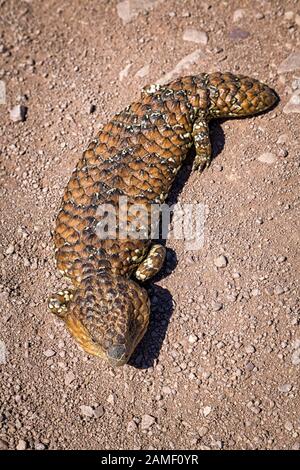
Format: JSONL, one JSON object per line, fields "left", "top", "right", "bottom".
{"left": 106, "top": 344, "right": 128, "bottom": 366}
{"left": 106, "top": 322, "right": 149, "bottom": 367}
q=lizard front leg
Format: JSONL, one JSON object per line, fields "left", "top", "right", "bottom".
{"left": 135, "top": 244, "right": 166, "bottom": 282}
{"left": 192, "top": 113, "right": 211, "bottom": 172}
{"left": 48, "top": 289, "right": 74, "bottom": 319}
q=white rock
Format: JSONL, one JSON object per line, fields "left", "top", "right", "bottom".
{"left": 80, "top": 405, "right": 94, "bottom": 417}
{"left": 258, "top": 152, "right": 276, "bottom": 164}
{"left": 141, "top": 414, "right": 156, "bottom": 430}
{"left": 203, "top": 406, "right": 212, "bottom": 417}
{"left": 107, "top": 393, "right": 115, "bottom": 405}
{"left": 157, "top": 49, "right": 204, "bottom": 85}
{"left": 188, "top": 333, "right": 198, "bottom": 344}
{"left": 214, "top": 255, "right": 228, "bottom": 268}
{"left": 65, "top": 371, "right": 75, "bottom": 386}
{"left": 10, "top": 105, "right": 27, "bottom": 122}
{"left": 5, "top": 243, "right": 15, "bottom": 255}
{"left": 35, "top": 443, "right": 45, "bottom": 450}
{"left": 291, "top": 78, "right": 300, "bottom": 90}
{"left": 119, "top": 63, "right": 132, "bottom": 81}
{"left": 278, "top": 383, "right": 292, "bottom": 393}
{"left": 284, "top": 11, "right": 294, "bottom": 20}
{"left": 284, "top": 421, "right": 293, "bottom": 431}
{"left": 292, "top": 339, "right": 300, "bottom": 349}
{"left": 43, "top": 349, "right": 56, "bottom": 357}
{"left": 135, "top": 64, "right": 150, "bottom": 78}
{"left": 16, "top": 439, "right": 27, "bottom": 450}
{"left": 283, "top": 90, "right": 300, "bottom": 114}
{"left": 198, "top": 426, "right": 208, "bottom": 437}
{"left": 291, "top": 349, "right": 300, "bottom": 365}
{"left": 117, "top": 0, "right": 159, "bottom": 24}
{"left": 182, "top": 28, "right": 208, "bottom": 45}
{"left": 127, "top": 420, "right": 138, "bottom": 433}
{"left": 233, "top": 9, "right": 245, "bottom": 22}
{"left": 0, "top": 439, "right": 8, "bottom": 450}
{"left": 93, "top": 405, "right": 105, "bottom": 418}
{"left": 278, "top": 52, "right": 300, "bottom": 73}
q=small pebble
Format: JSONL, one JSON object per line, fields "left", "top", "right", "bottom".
{"left": 127, "top": 420, "right": 138, "bottom": 433}
{"left": 245, "top": 362, "right": 255, "bottom": 372}
{"left": 35, "top": 443, "right": 45, "bottom": 450}
{"left": 274, "top": 286, "right": 284, "bottom": 295}
{"left": 214, "top": 255, "right": 228, "bottom": 268}
{"left": 182, "top": 28, "right": 208, "bottom": 45}
{"left": 278, "top": 148, "right": 288, "bottom": 158}
{"left": 258, "top": 152, "right": 276, "bottom": 164}
{"left": 245, "top": 345, "right": 256, "bottom": 354}
{"left": 283, "top": 90, "right": 300, "bottom": 114}
{"left": 203, "top": 406, "right": 212, "bottom": 417}
{"left": 291, "top": 349, "right": 300, "bottom": 366}
{"left": 87, "top": 104, "right": 96, "bottom": 114}
{"left": 107, "top": 394, "right": 115, "bottom": 405}
{"left": 80, "top": 405, "right": 94, "bottom": 418}
{"left": 188, "top": 334, "right": 198, "bottom": 344}
{"left": 285, "top": 421, "right": 293, "bottom": 432}
{"left": 211, "top": 301, "right": 223, "bottom": 312}
{"left": 94, "top": 405, "right": 105, "bottom": 418}
{"left": 43, "top": 349, "right": 56, "bottom": 358}
{"left": 135, "top": 64, "right": 150, "bottom": 78}
{"left": 162, "top": 386, "right": 172, "bottom": 395}
{"left": 233, "top": 9, "right": 245, "bottom": 22}
{"left": 141, "top": 414, "right": 156, "bottom": 430}
{"left": 5, "top": 244, "right": 15, "bottom": 255}
{"left": 16, "top": 439, "right": 27, "bottom": 450}
{"left": 284, "top": 11, "right": 294, "bottom": 21}
{"left": 229, "top": 28, "right": 250, "bottom": 40}
{"left": 232, "top": 271, "right": 241, "bottom": 279}
{"left": 278, "top": 52, "right": 300, "bottom": 73}
{"left": 0, "top": 439, "right": 8, "bottom": 450}
{"left": 119, "top": 63, "right": 132, "bottom": 81}
{"left": 65, "top": 371, "right": 75, "bottom": 386}
{"left": 278, "top": 383, "right": 292, "bottom": 393}
{"left": 255, "top": 12, "right": 265, "bottom": 20}
{"left": 198, "top": 426, "right": 208, "bottom": 437}
{"left": 10, "top": 105, "right": 27, "bottom": 122}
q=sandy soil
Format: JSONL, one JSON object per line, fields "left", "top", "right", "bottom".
{"left": 0, "top": 0, "right": 299, "bottom": 451}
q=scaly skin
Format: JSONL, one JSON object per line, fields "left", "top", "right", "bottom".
{"left": 49, "top": 72, "right": 278, "bottom": 366}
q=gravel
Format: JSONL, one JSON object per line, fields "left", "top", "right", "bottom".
{"left": 0, "top": 0, "right": 298, "bottom": 452}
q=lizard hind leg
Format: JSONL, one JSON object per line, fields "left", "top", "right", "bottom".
{"left": 48, "top": 289, "right": 73, "bottom": 319}
{"left": 135, "top": 244, "right": 166, "bottom": 282}
{"left": 192, "top": 114, "right": 212, "bottom": 173}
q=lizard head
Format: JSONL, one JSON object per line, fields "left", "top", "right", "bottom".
{"left": 48, "top": 274, "right": 150, "bottom": 367}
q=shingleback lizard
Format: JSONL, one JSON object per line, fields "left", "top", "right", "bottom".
{"left": 48, "top": 72, "right": 278, "bottom": 366}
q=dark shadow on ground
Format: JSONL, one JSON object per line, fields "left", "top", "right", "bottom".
{"left": 129, "top": 120, "right": 226, "bottom": 369}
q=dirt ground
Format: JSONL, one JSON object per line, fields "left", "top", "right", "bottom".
{"left": 0, "top": 0, "right": 299, "bottom": 451}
